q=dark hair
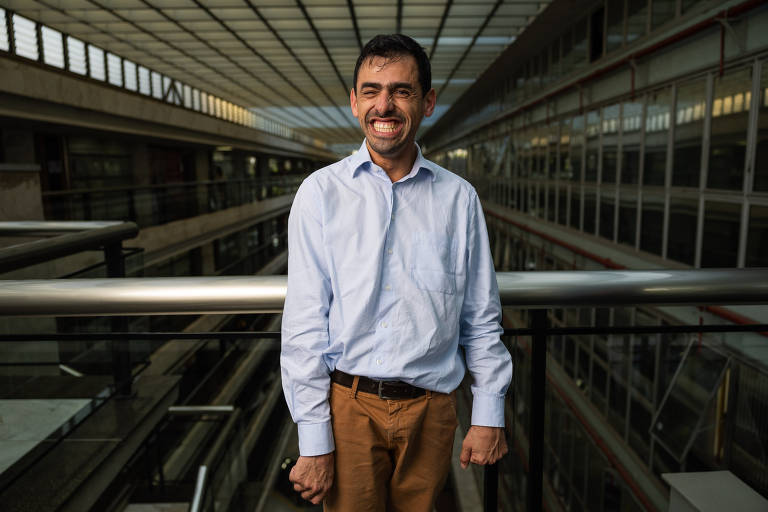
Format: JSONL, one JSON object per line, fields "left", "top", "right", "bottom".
{"left": 353, "top": 34, "right": 431, "bottom": 96}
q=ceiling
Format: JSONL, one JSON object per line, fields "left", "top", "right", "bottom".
{"left": 2, "top": 0, "right": 550, "bottom": 153}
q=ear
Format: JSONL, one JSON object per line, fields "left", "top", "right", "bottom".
{"left": 350, "top": 88, "right": 359, "bottom": 119}
{"left": 423, "top": 88, "right": 436, "bottom": 117}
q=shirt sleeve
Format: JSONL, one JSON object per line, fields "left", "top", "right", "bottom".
{"left": 280, "top": 177, "right": 335, "bottom": 456}
{"left": 459, "top": 190, "right": 513, "bottom": 428}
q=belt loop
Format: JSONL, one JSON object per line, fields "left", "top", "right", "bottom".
{"left": 350, "top": 375, "right": 360, "bottom": 399}
{"left": 426, "top": 389, "right": 432, "bottom": 400}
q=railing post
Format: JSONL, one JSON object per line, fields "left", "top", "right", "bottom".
{"left": 104, "top": 241, "right": 132, "bottom": 397}
{"left": 528, "top": 309, "right": 547, "bottom": 512}
{"left": 484, "top": 463, "right": 498, "bottom": 512}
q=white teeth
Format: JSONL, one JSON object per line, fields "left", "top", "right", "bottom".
{"left": 373, "top": 121, "right": 397, "bottom": 133}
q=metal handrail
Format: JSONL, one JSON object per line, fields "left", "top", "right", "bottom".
{"left": 0, "top": 222, "right": 138, "bottom": 275}
{"left": 40, "top": 176, "right": 306, "bottom": 197}
{"left": 0, "top": 221, "right": 126, "bottom": 236}
{"left": 1, "top": 269, "right": 767, "bottom": 316}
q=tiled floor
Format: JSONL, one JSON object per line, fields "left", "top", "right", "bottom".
{"left": 0, "top": 398, "right": 91, "bottom": 474}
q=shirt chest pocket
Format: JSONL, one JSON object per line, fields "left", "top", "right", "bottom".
{"left": 410, "top": 232, "right": 457, "bottom": 294}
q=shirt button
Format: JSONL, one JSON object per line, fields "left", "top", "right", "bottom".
{"left": 381, "top": 321, "right": 387, "bottom": 328}
{"left": 376, "top": 358, "right": 383, "bottom": 365}
{"left": 387, "top": 249, "right": 393, "bottom": 255}
{"left": 384, "top": 284, "right": 391, "bottom": 291}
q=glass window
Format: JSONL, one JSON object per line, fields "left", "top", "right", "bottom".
{"left": 753, "top": 62, "right": 768, "bottom": 191}
{"left": 602, "top": 104, "right": 620, "bottom": 184}
{"left": 644, "top": 88, "right": 671, "bottom": 186}
{"left": 626, "top": 0, "right": 648, "bottom": 44}
{"left": 708, "top": 67, "right": 752, "bottom": 190}
{"left": 640, "top": 195, "right": 664, "bottom": 255}
{"left": 584, "top": 189, "right": 597, "bottom": 234}
{"left": 667, "top": 197, "right": 698, "bottom": 265}
{"left": 548, "top": 188, "right": 556, "bottom": 222}
{"left": 600, "top": 193, "right": 615, "bottom": 240}
{"left": 618, "top": 192, "right": 637, "bottom": 246}
{"left": 558, "top": 186, "right": 569, "bottom": 225}
{"left": 585, "top": 111, "right": 600, "bottom": 183}
{"left": 571, "top": 190, "right": 582, "bottom": 230}
{"left": 701, "top": 201, "right": 741, "bottom": 267}
{"left": 560, "top": 118, "right": 572, "bottom": 180}
{"left": 622, "top": 101, "right": 642, "bottom": 184}
{"left": 673, "top": 79, "right": 707, "bottom": 187}
{"left": 682, "top": 0, "right": 704, "bottom": 14}
{"left": 573, "top": 18, "right": 588, "bottom": 69}
{"left": 571, "top": 115, "right": 585, "bottom": 183}
{"left": 590, "top": 6, "right": 605, "bottom": 62}
{"left": 746, "top": 205, "right": 768, "bottom": 267}
{"left": 651, "top": 0, "right": 676, "bottom": 31}
{"left": 606, "top": 0, "right": 624, "bottom": 53}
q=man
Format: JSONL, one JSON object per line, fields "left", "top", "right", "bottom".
{"left": 281, "top": 34, "right": 513, "bottom": 511}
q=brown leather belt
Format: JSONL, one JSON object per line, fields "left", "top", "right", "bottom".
{"left": 331, "top": 370, "right": 427, "bottom": 400}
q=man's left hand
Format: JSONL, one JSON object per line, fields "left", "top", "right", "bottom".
{"left": 460, "top": 425, "right": 508, "bottom": 468}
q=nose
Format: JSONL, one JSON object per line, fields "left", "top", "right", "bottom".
{"left": 374, "top": 90, "right": 393, "bottom": 114}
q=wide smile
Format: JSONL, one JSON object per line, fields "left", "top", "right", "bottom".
{"left": 369, "top": 118, "right": 403, "bottom": 138}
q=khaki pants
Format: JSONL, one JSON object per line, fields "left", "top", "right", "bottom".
{"left": 324, "top": 380, "right": 458, "bottom": 512}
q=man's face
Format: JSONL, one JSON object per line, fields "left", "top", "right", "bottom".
{"left": 350, "top": 55, "right": 436, "bottom": 159}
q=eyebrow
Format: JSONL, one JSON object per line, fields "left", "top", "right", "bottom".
{"left": 359, "top": 81, "right": 416, "bottom": 91}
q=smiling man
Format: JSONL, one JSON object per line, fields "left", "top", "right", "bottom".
{"left": 281, "top": 34, "right": 513, "bottom": 511}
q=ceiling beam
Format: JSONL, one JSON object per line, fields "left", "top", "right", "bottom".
{"left": 346, "top": 0, "right": 363, "bottom": 51}
{"left": 437, "top": 0, "right": 504, "bottom": 99}
{"left": 243, "top": 0, "right": 358, "bottom": 140}
{"left": 429, "top": 0, "right": 454, "bottom": 61}
{"left": 189, "top": 0, "right": 352, "bottom": 141}
{"left": 396, "top": 0, "right": 403, "bottom": 34}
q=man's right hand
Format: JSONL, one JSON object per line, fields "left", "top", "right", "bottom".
{"left": 289, "top": 452, "right": 335, "bottom": 505}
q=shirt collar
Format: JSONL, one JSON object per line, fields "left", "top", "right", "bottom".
{"left": 348, "top": 140, "right": 438, "bottom": 182}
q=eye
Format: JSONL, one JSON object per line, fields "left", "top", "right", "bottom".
{"left": 361, "top": 90, "right": 378, "bottom": 98}
{"left": 394, "top": 89, "right": 412, "bottom": 98}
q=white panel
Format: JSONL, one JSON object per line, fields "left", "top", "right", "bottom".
{"left": 88, "top": 45, "right": 105, "bottom": 80}
{"left": 0, "top": 9, "right": 8, "bottom": 52}
{"left": 124, "top": 59, "right": 138, "bottom": 90}
{"left": 107, "top": 52, "right": 123, "bottom": 86}
{"left": 12, "top": 13, "right": 38, "bottom": 61}
{"left": 138, "top": 65, "right": 151, "bottom": 94}
{"left": 66, "top": 36, "right": 86, "bottom": 75}
{"left": 41, "top": 26, "right": 64, "bottom": 68}
{"left": 151, "top": 71, "right": 162, "bottom": 98}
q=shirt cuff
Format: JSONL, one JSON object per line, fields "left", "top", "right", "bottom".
{"left": 297, "top": 421, "right": 335, "bottom": 456}
{"left": 470, "top": 388, "right": 506, "bottom": 427}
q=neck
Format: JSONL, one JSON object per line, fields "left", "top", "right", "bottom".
{"left": 366, "top": 141, "right": 417, "bottom": 183}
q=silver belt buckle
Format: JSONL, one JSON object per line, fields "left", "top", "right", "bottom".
{"left": 377, "top": 380, "right": 399, "bottom": 400}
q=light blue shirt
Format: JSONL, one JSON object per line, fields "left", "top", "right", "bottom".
{"left": 281, "top": 141, "right": 513, "bottom": 456}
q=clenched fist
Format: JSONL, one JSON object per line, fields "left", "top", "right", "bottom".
{"left": 289, "top": 452, "right": 335, "bottom": 504}
{"left": 460, "top": 426, "right": 508, "bottom": 468}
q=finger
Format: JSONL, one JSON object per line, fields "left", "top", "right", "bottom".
{"left": 310, "top": 491, "right": 326, "bottom": 505}
{"left": 293, "top": 482, "right": 306, "bottom": 493}
{"left": 301, "top": 489, "right": 317, "bottom": 502}
{"left": 460, "top": 443, "right": 472, "bottom": 469}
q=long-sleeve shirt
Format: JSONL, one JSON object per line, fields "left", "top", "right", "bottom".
{"left": 281, "top": 141, "right": 513, "bottom": 456}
